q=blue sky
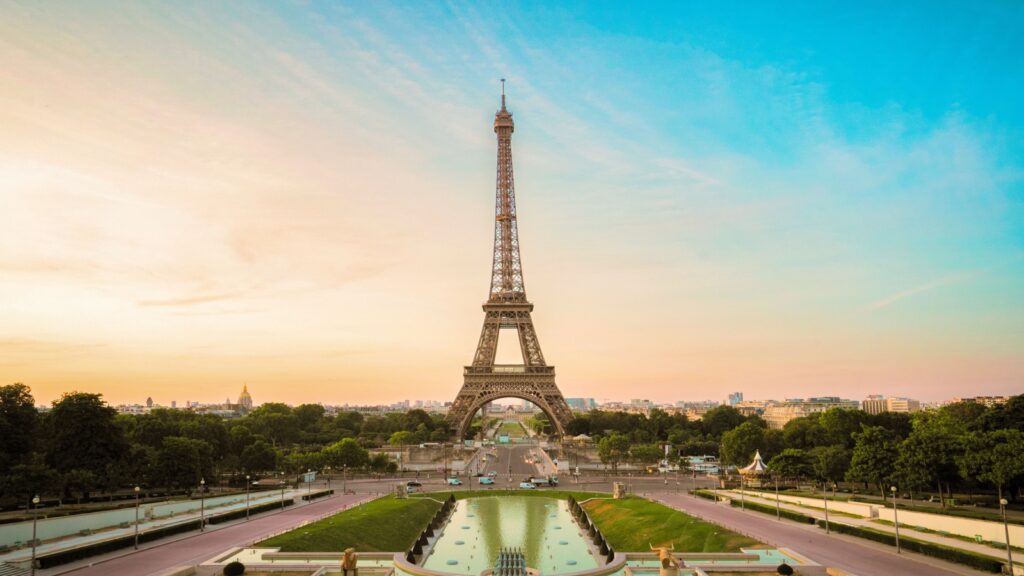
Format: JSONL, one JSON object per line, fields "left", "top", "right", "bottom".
{"left": 1, "top": 1, "right": 1021, "bottom": 404}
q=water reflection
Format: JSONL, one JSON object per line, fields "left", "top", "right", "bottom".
{"left": 423, "top": 497, "right": 596, "bottom": 575}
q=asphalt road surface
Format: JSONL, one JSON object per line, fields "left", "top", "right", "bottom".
{"left": 653, "top": 493, "right": 987, "bottom": 576}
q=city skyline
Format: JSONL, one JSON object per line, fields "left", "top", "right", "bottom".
{"left": 3, "top": 2, "right": 1023, "bottom": 406}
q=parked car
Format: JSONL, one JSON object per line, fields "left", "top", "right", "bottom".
{"left": 487, "top": 471, "right": 498, "bottom": 477}
{"left": 406, "top": 480, "right": 422, "bottom": 487}
{"left": 519, "top": 482, "right": 536, "bottom": 489}
{"left": 447, "top": 478, "right": 462, "bottom": 486}
{"left": 479, "top": 477, "right": 495, "bottom": 485}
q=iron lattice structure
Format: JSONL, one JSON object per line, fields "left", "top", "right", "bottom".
{"left": 447, "top": 85, "right": 574, "bottom": 439}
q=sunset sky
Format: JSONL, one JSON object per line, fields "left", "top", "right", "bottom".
{"left": 2, "top": 2, "right": 1022, "bottom": 406}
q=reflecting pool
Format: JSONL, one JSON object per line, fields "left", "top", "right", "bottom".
{"left": 423, "top": 497, "right": 598, "bottom": 575}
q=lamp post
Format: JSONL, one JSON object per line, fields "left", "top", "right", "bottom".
{"left": 774, "top": 475, "right": 781, "bottom": 521}
{"left": 740, "top": 475, "right": 746, "bottom": 510}
{"left": 245, "top": 475, "right": 251, "bottom": 521}
{"left": 1000, "top": 498, "right": 1013, "bottom": 571}
{"left": 822, "top": 481, "right": 830, "bottom": 534}
{"left": 30, "top": 495, "right": 39, "bottom": 576}
{"left": 343, "top": 465, "right": 347, "bottom": 495}
{"left": 279, "top": 473, "right": 285, "bottom": 510}
{"left": 891, "top": 486, "right": 901, "bottom": 554}
{"left": 307, "top": 469, "right": 312, "bottom": 500}
{"left": 134, "top": 486, "right": 141, "bottom": 549}
{"left": 199, "top": 478, "right": 206, "bottom": 532}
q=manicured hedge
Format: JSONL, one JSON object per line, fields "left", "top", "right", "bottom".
{"left": 208, "top": 498, "right": 295, "bottom": 524}
{"left": 815, "top": 520, "right": 1005, "bottom": 573}
{"left": 728, "top": 498, "right": 817, "bottom": 524}
{"left": 301, "top": 489, "right": 334, "bottom": 502}
{"left": 690, "top": 489, "right": 718, "bottom": 502}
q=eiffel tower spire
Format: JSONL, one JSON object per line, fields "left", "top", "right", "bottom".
{"left": 447, "top": 83, "right": 573, "bottom": 439}
{"left": 490, "top": 78, "right": 525, "bottom": 302}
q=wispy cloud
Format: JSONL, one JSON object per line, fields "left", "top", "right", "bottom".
{"left": 863, "top": 272, "right": 976, "bottom": 312}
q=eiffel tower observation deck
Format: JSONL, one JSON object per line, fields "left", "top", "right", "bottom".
{"left": 447, "top": 82, "right": 574, "bottom": 439}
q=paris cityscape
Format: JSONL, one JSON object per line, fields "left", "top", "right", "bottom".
{"left": 2, "top": 3, "right": 1022, "bottom": 576}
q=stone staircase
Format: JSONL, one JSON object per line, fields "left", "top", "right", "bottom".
{"left": 0, "top": 563, "right": 30, "bottom": 576}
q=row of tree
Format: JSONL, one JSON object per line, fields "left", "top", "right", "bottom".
{"left": 0, "top": 383, "right": 446, "bottom": 506}
{"left": 584, "top": 397, "right": 1024, "bottom": 502}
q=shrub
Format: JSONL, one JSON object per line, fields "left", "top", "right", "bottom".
{"left": 815, "top": 521, "right": 1004, "bottom": 573}
{"left": 777, "top": 564, "right": 794, "bottom": 575}
{"left": 728, "top": 498, "right": 816, "bottom": 524}
{"left": 223, "top": 561, "right": 245, "bottom": 575}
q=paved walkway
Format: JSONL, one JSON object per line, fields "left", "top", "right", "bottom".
{"left": 651, "top": 492, "right": 992, "bottom": 576}
{"left": 722, "top": 489, "right": 1020, "bottom": 568}
{"left": 46, "top": 493, "right": 371, "bottom": 576}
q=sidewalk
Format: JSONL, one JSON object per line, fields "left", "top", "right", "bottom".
{"left": 719, "top": 489, "right": 1020, "bottom": 570}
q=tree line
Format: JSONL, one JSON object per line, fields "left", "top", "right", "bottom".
{"left": 573, "top": 397, "right": 1024, "bottom": 502}
{"left": 0, "top": 383, "right": 449, "bottom": 506}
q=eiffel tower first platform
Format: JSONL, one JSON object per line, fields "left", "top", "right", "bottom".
{"left": 446, "top": 83, "right": 574, "bottom": 439}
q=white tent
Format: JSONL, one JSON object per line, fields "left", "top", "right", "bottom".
{"left": 739, "top": 449, "right": 767, "bottom": 475}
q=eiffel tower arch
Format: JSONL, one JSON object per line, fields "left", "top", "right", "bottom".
{"left": 447, "top": 82, "right": 574, "bottom": 439}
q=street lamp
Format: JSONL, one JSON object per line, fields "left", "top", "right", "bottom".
{"left": 1000, "top": 498, "right": 1013, "bottom": 571}
{"left": 891, "top": 486, "right": 900, "bottom": 553}
{"left": 279, "top": 473, "right": 285, "bottom": 510}
{"left": 30, "top": 495, "right": 39, "bottom": 576}
{"left": 740, "top": 475, "right": 745, "bottom": 511}
{"left": 245, "top": 475, "right": 251, "bottom": 521}
{"left": 343, "top": 465, "right": 347, "bottom": 495}
{"left": 307, "top": 469, "right": 312, "bottom": 500}
{"left": 774, "top": 475, "right": 781, "bottom": 521}
{"left": 134, "top": 486, "right": 141, "bottom": 549}
{"left": 822, "top": 481, "right": 830, "bottom": 534}
{"left": 199, "top": 478, "right": 206, "bottom": 532}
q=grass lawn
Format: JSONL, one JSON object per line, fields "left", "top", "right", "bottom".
{"left": 497, "top": 420, "right": 527, "bottom": 437}
{"left": 256, "top": 496, "right": 441, "bottom": 552}
{"left": 583, "top": 496, "right": 761, "bottom": 552}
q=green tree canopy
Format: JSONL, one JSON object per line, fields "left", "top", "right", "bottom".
{"left": 767, "top": 448, "right": 814, "bottom": 480}
{"left": 846, "top": 425, "right": 898, "bottom": 494}
{"left": 719, "top": 421, "right": 765, "bottom": 466}
{"left": 0, "top": 383, "right": 37, "bottom": 469}
{"left": 597, "top": 433, "right": 630, "bottom": 471}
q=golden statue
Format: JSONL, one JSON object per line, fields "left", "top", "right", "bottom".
{"left": 341, "top": 547, "right": 358, "bottom": 576}
{"left": 649, "top": 543, "right": 678, "bottom": 576}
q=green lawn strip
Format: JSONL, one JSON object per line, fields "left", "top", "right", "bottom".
{"left": 817, "top": 520, "right": 1009, "bottom": 573}
{"left": 497, "top": 421, "right": 527, "bottom": 437}
{"left": 582, "top": 495, "right": 761, "bottom": 552}
{"left": 256, "top": 496, "right": 441, "bottom": 552}
{"left": 871, "top": 519, "right": 1024, "bottom": 553}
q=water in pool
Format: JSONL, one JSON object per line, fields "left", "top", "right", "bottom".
{"left": 422, "top": 496, "right": 598, "bottom": 575}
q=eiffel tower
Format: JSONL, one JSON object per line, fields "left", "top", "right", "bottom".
{"left": 447, "top": 82, "right": 574, "bottom": 439}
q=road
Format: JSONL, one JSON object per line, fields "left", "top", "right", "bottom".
{"left": 51, "top": 492, "right": 370, "bottom": 576}
{"left": 653, "top": 493, "right": 989, "bottom": 576}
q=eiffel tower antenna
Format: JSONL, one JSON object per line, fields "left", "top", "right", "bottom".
{"left": 447, "top": 84, "right": 574, "bottom": 439}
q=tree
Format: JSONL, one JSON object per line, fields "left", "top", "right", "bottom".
{"left": 701, "top": 406, "right": 745, "bottom": 439}
{"left": 818, "top": 409, "right": 868, "bottom": 449}
{"left": 597, "top": 433, "right": 630, "bottom": 472}
{"left": 845, "top": 426, "right": 898, "bottom": 495}
{"left": 719, "top": 421, "right": 765, "bottom": 466}
{"left": 389, "top": 431, "right": 415, "bottom": 446}
{"left": 1, "top": 464, "right": 59, "bottom": 504}
{"left": 629, "top": 444, "right": 663, "bottom": 467}
{"left": 294, "top": 404, "right": 326, "bottom": 430}
{"left": 959, "top": 430, "right": 1024, "bottom": 502}
{"left": 47, "top": 392, "right": 127, "bottom": 493}
{"left": 894, "top": 420, "right": 959, "bottom": 504}
{"left": 0, "top": 383, "right": 37, "bottom": 469}
{"left": 810, "top": 445, "right": 850, "bottom": 484}
{"left": 240, "top": 440, "right": 277, "bottom": 474}
{"left": 322, "top": 438, "right": 369, "bottom": 469}
{"left": 154, "top": 437, "right": 215, "bottom": 490}
{"left": 767, "top": 449, "right": 814, "bottom": 480}
{"left": 369, "top": 452, "right": 391, "bottom": 472}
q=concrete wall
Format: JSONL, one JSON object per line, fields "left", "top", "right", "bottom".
{"left": 875, "top": 507, "right": 1024, "bottom": 546}
{"left": 735, "top": 490, "right": 877, "bottom": 518}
